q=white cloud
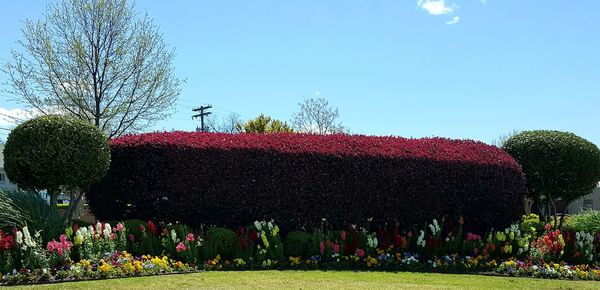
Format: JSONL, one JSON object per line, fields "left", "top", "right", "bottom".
{"left": 446, "top": 16, "right": 460, "bottom": 25}
{"left": 417, "top": 0, "right": 455, "bottom": 15}
{"left": 315, "top": 91, "right": 321, "bottom": 95}
{"left": 0, "top": 107, "right": 35, "bottom": 127}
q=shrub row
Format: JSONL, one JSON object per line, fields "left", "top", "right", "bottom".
{"left": 88, "top": 132, "right": 527, "bottom": 232}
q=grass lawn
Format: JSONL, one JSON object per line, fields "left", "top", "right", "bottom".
{"left": 11, "top": 271, "right": 600, "bottom": 289}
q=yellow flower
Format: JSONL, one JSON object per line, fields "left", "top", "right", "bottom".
{"left": 365, "top": 256, "right": 378, "bottom": 267}
{"left": 79, "top": 259, "right": 91, "bottom": 268}
{"left": 73, "top": 235, "right": 82, "bottom": 246}
{"left": 289, "top": 256, "right": 301, "bottom": 266}
{"left": 123, "top": 262, "right": 135, "bottom": 273}
{"left": 151, "top": 256, "right": 170, "bottom": 270}
{"left": 133, "top": 261, "right": 143, "bottom": 272}
{"left": 261, "top": 233, "right": 270, "bottom": 248}
{"left": 99, "top": 262, "right": 112, "bottom": 274}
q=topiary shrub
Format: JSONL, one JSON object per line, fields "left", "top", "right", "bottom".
{"left": 503, "top": 130, "right": 600, "bottom": 220}
{"left": 202, "top": 228, "right": 240, "bottom": 260}
{"left": 88, "top": 132, "right": 527, "bottom": 233}
{"left": 3, "top": 115, "right": 110, "bottom": 211}
{"left": 284, "top": 231, "right": 311, "bottom": 258}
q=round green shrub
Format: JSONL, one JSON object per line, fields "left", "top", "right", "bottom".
{"left": 503, "top": 130, "right": 600, "bottom": 202}
{"left": 202, "top": 228, "right": 240, "bottom": 260}
{"left": 3, "top": 115, "right": 110, "bottom": 205}
{"left": 284, "top": 231, "right": 311, "bottom": 257}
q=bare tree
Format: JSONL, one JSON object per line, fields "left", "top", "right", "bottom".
{"left": 492, "top": 129, "right": 521, "bottom": 147}
{"left": 2, "top": 0, "right": 182, "bottom": 138}
{"left": 291, "top": 97, "right": 346, "bottom": 134}
{"left": 207, "top": 113, "right": 243, "bottom": 133}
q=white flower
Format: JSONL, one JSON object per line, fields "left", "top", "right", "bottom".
{"left": 267, "top": 221, "right": 273, "bottom": 230}
{"left": 417, "top": 230, "right": 426, "bottom": 247}
{"left": 22, "top": 227, "right": 36, "bottom": 248}
{"left": 171, "top": 229, "right": 178, "bottom": 243}
{"left": 15, "top": 230, "right": 23, "bottom": 245}
{"left": 254, "top": 221, "right": 262, "bottom": 231}
{"left": 103, "top": 223, "right": 112, "bottom": 239}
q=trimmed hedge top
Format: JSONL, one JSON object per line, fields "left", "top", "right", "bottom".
{"left": 90, "top": 132, "right": 526, "bottom": 232}
{"left": 112, "top": 132, "right": 519, "bottom": 166}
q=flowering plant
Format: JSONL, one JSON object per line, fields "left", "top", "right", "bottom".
{"left": 530, "top": 224, "right": 565, "bottom": 263}
{"left": 47, "top": 234, "right": 73, "bottom": 267}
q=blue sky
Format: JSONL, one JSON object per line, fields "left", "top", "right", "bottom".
{"left": 1, "top": 0, "right": 599, "bottom": 144}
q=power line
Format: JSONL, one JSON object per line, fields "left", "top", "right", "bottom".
{"left": 0, "top": 112, "right": 25, "bottom": 122}
{"left": 191, "top": 105, "right": 212, "bottom": 132}
{"left": 179, "top": 98, "right": 251, "bottom": 120}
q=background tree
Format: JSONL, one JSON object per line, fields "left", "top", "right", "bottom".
{"left": 3, "top": 115, "right": 111, "bottom": 219}
{"left": 206, "top": 113, "right": 243, "bottom": 133}
{"left": 503, "top": 130, "right": 600, "bottom": 227}
{"left": 238, "top": 114, "right": 293, "bottom": 133}
{"left": 2, "top": 0, "right": 182, "bottom": 138}
{"left": 291, "top": 98, "right": 346, "bottom": 134}
{"left": 491, "top": 129, "right": 521, "bottom": 147}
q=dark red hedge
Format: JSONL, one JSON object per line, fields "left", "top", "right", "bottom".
{"left": 88, "top": 132, "right": 527, "bottom": 232}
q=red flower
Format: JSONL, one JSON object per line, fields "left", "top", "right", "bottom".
{"left": 147, "top": 221, "right": 158, "bottom": 236}
{"left": 0, "top": 233, "right": 15, "bottom": 251}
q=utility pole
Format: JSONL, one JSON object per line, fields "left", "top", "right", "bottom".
{"left": 192, "top": 105, "right": 212, "bottom": 132}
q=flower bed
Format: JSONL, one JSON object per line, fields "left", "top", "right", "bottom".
{"left": 1, "top": 215, "right": 600, "bottom": 285}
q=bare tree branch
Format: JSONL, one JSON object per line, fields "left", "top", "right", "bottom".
{"left": 291, "top": 97, "right": 346, "bottom": 134}
{"left": 1, "top": 0, "right": 183, "bottom": 138}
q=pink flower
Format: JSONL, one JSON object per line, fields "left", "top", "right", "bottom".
{"left": 176, "top": 241, "right": 187, "bottom": 252}
{"left": 544, "top": 223, "right": 552, "bottom": 231}
{"left": 466, "top": 232, "right": 481, "bottom": 241}
{"left": 356, "top": 248, "right": 365, "bottom": 258}
{"left": 110, "top": 233, "right": 116, "bottom": 240}
{"left": 319, "top": 241, "right": 325, "bottom": 255}
{"left": 47, "top": 241, "right": 56, "bottom": 253}
{"left": 46, "top": 235, "right": 72, "bottom": 256}
{"left": 340, "top": 231, "right": 347, "bottom": 241}
{"left": 333, "top": 243, "right": 340, "bottom": 254}
{"left": 186, "top": 233, "right": 195, "bottom": 242}
{"left": 115, "top": 223, "right": 124, "bottom": 232}
{"left": 129, "top": 234, "right": 135, "bottom": 242}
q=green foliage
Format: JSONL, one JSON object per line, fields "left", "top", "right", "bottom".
{"left": 565, "top": 210, "right": 600, "bottom": 234}
{"left": 238, "top": 114, "right": 294, "bottom": 133}
{"left": 123, "top": 220, "right": 162, "bottom": 256}
{"left": 202, "top": 228, "right": 240, "bottom": 260}
{"left": 0, "top": 189, "right": 27, "bottom": 230}
{"left": 0, "top": 189, "right": 66, "bottom": 244}
{"left": 503, "top": 130, "right": 600, "bottom": 202}
{"left": 284, "top": 231, "right": 312, "bottom": 257}
{"left": 3, "top": 115, "right": 111, "bottom": 205}
{"left": 519, "top": 214, "right": 544, "bottom": 236}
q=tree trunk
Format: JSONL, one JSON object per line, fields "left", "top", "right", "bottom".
{"left": 48, "top": 187, "right": 59, "bottom": 206}
{"left": 63, "top": 190, "right": 85, "bottom": 221}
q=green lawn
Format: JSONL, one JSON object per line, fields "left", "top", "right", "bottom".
{"left": 10, "top": 271, "right": 600, "bottom": 289}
